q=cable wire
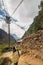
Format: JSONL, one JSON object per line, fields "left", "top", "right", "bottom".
{"left": 12, "top": 0, "right": 24, "bottom": 16}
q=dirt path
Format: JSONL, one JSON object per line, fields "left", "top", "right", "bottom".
{"left": 2, "top": 50, "right": 43, "bottom": 65}
{"left": 2, "top": 51, "right": 19, "bottom": 64}
{"left": 2, "top": 51, "right": 13, "bottom": 59}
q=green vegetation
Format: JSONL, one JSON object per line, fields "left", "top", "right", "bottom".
{"left": 23, "top": 1, "right": 43, "bottom": 38}
{"left": 0, "top": 43, "right": 19, "bottom": 64}
{"left": 29, "top": 1, "right": 43, "bottom": 33}
{"left": 0, "top": 43, "right": 14, "bottom": 55}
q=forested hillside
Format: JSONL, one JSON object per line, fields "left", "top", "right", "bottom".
{"left": 23, "top": 1, "right": 43, "bottom": 38}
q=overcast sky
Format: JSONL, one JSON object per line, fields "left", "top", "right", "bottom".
{"left": 0, "top": 0, "right": 41, "bottom": 39}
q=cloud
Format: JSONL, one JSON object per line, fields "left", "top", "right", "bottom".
{"left": 0, "top": 0, "right": 41, "bottom": 39}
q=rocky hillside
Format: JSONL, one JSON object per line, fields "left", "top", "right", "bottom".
{"left": 16, "top": 30, "right": 43, "bottom": 65}
{"left": 16, "top": 30, "right": 43, "bottom": 54}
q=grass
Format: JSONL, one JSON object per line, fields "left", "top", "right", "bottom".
{"left": 0, "top": 43, "right": 19, "bottom": 63}
{"left": 0, "top": 43, "right": 15, "bottom": 54}
{"left": 0, "top": 43, "right": 14, "bottom": 60}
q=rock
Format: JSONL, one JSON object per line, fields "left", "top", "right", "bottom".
{"left": 18, "top": 53, "right": 43, "bottom": 65}
{"left": 16, "top": 30, "right": 43, "bottom": 54}
{"left": 0, "top": 57, "right": 12, "bottom": 65}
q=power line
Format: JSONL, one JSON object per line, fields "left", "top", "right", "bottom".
{"left": 12, "top": 0, "right": 24, "bottom": 16}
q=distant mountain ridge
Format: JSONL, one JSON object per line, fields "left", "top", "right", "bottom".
{"left": 0, "top": 29, "right": 16, "bottom": 43}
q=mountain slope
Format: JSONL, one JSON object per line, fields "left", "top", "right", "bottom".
{"left": 23, "top": 1, "right": 43, "bottom": 38}
{"left": 16, "top": 30, "right": 43, "bottom": 59}
{"left": 0, "top": 29, "right": 16, "bottom": 43}
{"left": 16, "top": 30, "right": 43, "bottom": 65}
